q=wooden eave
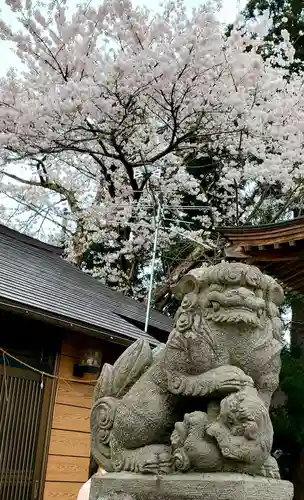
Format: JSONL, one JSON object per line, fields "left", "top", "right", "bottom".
{"left": 217, "top": 217, "right": 304, "bottom": 297}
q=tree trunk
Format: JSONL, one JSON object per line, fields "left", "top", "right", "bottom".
{"left": 153, "top": 243, "right": 218, "bottom": 310}
{"left": 291, "top": 299, "right": 304, "bottom": 356}
{"left": 292, "top": 450, "right": 304, "bottom": 500}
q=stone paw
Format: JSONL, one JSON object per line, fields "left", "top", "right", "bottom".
{"left": 258, "top": 456, "right": 280, "bottom": 479}
{"left": 114, "top": 444, "right": 173, "bottom": 474}
{"left": 138, "top": 444, "right": 173, "bottom": 474}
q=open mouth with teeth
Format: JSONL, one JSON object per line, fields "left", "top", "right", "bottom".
{"left": 210, "top": 302, "right": 262, "bottom": 314}
{"left": 205, "top": 288, "right": 266, "bottom": 325}
{"left": 206, "top": 302, "right": 263, "bottom": 325}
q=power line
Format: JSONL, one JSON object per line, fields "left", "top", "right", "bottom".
{"left": 1, "top": 204, "right": 212, "bottom": 211}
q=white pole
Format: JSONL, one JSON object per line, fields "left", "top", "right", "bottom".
{"left": 144, "top": 201, "right": 162, "bottom": 333}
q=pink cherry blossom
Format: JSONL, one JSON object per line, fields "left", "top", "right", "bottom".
{"left": 0, "top": 0, "right": 302, "bottom": 294}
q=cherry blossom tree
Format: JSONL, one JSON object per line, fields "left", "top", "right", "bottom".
{"left": 0, "top": 0, "right": 303, "bottom": 297}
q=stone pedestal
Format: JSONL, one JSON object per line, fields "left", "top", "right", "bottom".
{"left": 90, "top": 472, "right": 293, "bottom": 500}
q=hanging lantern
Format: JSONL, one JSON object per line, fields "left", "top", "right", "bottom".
{"left": 73, "top": 348, "right": 102, "bottom": 377}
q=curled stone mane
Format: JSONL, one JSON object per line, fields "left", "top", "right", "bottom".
{"left": 173, "top": 262, "right": 284, "bottom": 305}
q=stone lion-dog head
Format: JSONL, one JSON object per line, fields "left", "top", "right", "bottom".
{"left": 172, "top": 262, "right": 284, "bottom": 340}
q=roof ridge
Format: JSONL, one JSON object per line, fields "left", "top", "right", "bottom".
{"left": 0, "top": 223, "right": 63, "bottom": 255}
{"left": 217, "top": 216, "right": 304, "bottom": 232}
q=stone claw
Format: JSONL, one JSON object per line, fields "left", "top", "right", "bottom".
{"left": 255, "top": 456, "right": 280, "bottom": 479}
{"left": 135, "top": 445, "right": 172, "bottom": 475}
{"left": 141, "top": 450, "right": 172, "bottom": 474}
{"left": 216, "top": 374, "right": 254, "bottom": 393}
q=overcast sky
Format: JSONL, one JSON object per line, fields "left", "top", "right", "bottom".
{"left": 0, "top": 0, "right": 246, "bottom": 77}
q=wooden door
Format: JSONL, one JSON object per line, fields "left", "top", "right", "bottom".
{"left": 0, "top": 365, "right": 53, "bottom": 500}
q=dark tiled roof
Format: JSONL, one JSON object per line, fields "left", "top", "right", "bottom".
{"left": 0, "top": 224, "right": 172, "bottom": 345}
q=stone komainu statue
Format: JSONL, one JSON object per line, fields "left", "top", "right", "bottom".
{"left": 91, "top": 263, "right": 284, "bottom": 477}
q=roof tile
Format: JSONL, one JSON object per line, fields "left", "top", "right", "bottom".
{"left": 0, "top": 225, "right": 172, "bottom": 345}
